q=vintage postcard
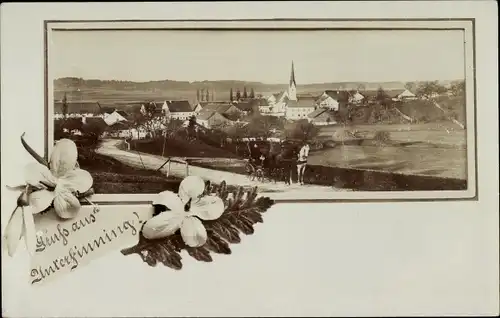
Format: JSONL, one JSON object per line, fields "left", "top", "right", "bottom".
{"left": 45, "top": 19, "right": 477, "bottom": 202}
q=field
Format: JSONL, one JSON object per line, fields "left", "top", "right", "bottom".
{"left": 314, "top": 122, "right": 467, "bottom": 180}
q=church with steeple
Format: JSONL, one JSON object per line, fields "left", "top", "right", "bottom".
{"left": 266, "top": 61, "right": 316, "bottom": 119}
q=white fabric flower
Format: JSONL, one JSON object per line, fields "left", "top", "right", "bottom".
{"left": 142, "top": 176, "right": 225, "bottom": 247}
{"left": 24, "top": 138, "right": 93, "bottom": 219}
{"left": 3, "top": 138, "right": 93, "bottom": 257}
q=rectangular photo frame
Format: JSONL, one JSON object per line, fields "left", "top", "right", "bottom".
{"left": 45, "top": 19, "right": 477, "bottom": 203}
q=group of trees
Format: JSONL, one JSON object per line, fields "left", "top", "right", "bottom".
{"left": 405, "top": 80, "right": 466, "bottom": 99}
{"left": 212, "top": 112, "right": 318, "bottom": 143}
{"left": 229, "top": 87, "right": 255, "bottom": 101}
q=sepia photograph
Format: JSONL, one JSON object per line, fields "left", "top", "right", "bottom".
{"left": 46, "top": 19, "right": 477, "bottom": 202}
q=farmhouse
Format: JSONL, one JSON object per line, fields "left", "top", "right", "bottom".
{"left": 307, "top": 108, "right": 337, "bottom": 126}
{"left": 317, "top": 90, "right": 349, "bottom": 111}
{"left": 200, "top": 102, "right": 243, "bottom": 118}
{"left": 267, "top": 91, "right": 288, "bottom": 115}
{"left": 285, "top": 98, "right": 316, "bottom": 120}
{"left": 103, "top": 110, "right": 128, "bottom": 126}
{"left": 162, "top": 100, "right": 195, "bottom": 121}
{"left": 196, "top": 110, "right": 234, "bottom": 129}
{"left": 348, "top": 91, "right": 365, "bottom": 104}
{"left": 386, "top": 89, "right": 417, "bottom": 101}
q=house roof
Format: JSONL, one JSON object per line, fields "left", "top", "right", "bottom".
{"left": 84, "top": 117, "right": 108, "bottom": 128}
{"left": 307, "top": 108, "right": 328, "bottom": 118}
{"left": 287, "top": 98, "right": 316, "bottom": 108}
{"left": 384, "top": 89, "right": 407, "bottom": 97}
{"left": 311, "top": 111, "right": 335, "bottom": 122}
{"left": 196, "top": 110, "right": 216, "bottom": 121}
{"left": 115, "top": 110, "right": 129, "bottom": 118}
{"left": 233, "top": 101, "right": 254, "bottom": 112}
{"left": 201, "top": 102, "right": 237, "bottom": 114}
{"left": 165, "top": 100, "right": 193, "bottom": 112}
{"left": 324, "top": 90, "right": 350, "bottom": 101}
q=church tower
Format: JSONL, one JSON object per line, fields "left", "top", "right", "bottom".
{"left": 288, "top": 60, "right": 297, "bottom": 101}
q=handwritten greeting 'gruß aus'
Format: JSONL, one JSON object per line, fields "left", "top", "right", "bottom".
{"left": 29, "top": 206, "right": 151, "bottom": 285}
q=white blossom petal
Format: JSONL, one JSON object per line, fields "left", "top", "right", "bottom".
{"left": 4, "top": 206, "right": 24, "bottom": 257}
{"left": 142, "top": 211, "right": 185, "bottom": 240}
{"left": 28, "top": 189, "right": 55, "bottom": 214}
{"left": 188, "top": 195, "right": 225, "bottom": 221}
{"left": 53, "top": 186, "right": 81, "bottom": 219}
{"left": 180, "top": 216, "right": 207, "bottom": 247}
{"left": 152, "top": 190, "right": 184, "bottom": 212}
{"left": 22, "top": 206, "right": 36, "bottom": 256}
{"left": 178, "top": 176, "right": 206, "bottom": 204}
{"left": 59, "top": 168, "right": 93, "bottom": 193}
{"left": 49, "top": 139, "right": 78, "bottom": 178}
{"left": 24, "top": 163, "right": 57, "bottom": 188}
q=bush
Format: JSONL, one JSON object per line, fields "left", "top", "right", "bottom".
{"left": 323, "top": 140, "right": 337, "bottom": 148}
{"left": 373, "top": 130, "right": 391, "bottom": 143}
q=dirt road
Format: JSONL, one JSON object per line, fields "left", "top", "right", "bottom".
{"left": 96, "top": 139, "right": 348, "bottom": 194}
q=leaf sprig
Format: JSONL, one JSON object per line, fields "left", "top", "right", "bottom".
{"left": 120, "top": 181, "right": 274, "bottom": 269}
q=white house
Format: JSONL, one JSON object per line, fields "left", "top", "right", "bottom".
{"left": 317, "top": 90, "right": 343, "bottom": 111}
{"left": 285, "top": 99, "right": 316, "bottom": 120}
{"left": 103, "top": 110, "right": 128, "bottom": 126}
{"left": 162, "top": 100, "right": 196, "bottom": 121}
{"left": 348, "top": 91, "right": 365, "bottom": 104}
{"left": 387, "top": 89, "right": 417, "bottom": 101}
{"left": 307, "top": 108, "right": 338, "bottom": 126}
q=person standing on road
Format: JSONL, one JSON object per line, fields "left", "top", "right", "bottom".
{"left": 297, "top": 142, "right": 310, "bottom": 185}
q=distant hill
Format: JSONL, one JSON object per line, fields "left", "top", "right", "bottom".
{"left": 54, "top": 77, "right": 459, "bottom": 104}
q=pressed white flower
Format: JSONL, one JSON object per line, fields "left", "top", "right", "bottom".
{"left": 3, "top": 138, "right": 93, "bottom": 257}
{"left": 142, "top": 176, "right": 224, "bottom": 248}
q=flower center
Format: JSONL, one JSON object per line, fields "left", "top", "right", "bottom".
{"left": 184, "top": 198, "right": 192, "bottom": 212}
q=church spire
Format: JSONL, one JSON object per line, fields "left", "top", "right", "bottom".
{"left": 289, "top": 60, "right": 296, "bottom": 87}
{"left": 288, "top": 60, "right": 297, "bottom": 101}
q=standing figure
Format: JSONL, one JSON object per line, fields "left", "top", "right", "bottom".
{"left": 297, "top": 142, "right": 310, "bottom": 185}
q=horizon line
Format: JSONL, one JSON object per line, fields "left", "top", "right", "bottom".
{"left": 53, "top": 76, "right": 465, "bottom": 86}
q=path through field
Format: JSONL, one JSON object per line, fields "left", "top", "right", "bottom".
{"left": 96, "top": 139, "right": 349, "bottom": 194}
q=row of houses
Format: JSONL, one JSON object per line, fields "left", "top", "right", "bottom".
{"left": 262, "top": 88, "right": 417, "bottom": 121}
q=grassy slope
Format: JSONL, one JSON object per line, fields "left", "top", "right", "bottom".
{"left": 78, "top": 151, "right": 182, "bottom": 194}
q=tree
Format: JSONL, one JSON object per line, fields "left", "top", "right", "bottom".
{"left": 62, "top": 92, "right": 68, "bottom": 119}
{"left": 284, "top": 119, "right": 319, "bottom": 142}
{"left": 236, "top": 89, "right": 241, "bottom": 101}
{"left": 230, "top": 88, "right": 233, "bottom": 101}
{"left": 416, "top": 81, "right": 448, "bottom": 99}
{"left": 250, "top": 87, "right": 255, "bottom": 99}
{"left": 404, "top": 82, "right": 416, "bottom": 93}
{"left": 244, "top": 114, "right": 284, "bottom": 139}
{"left": 450, "top": 80, "right": 465, "bottom": 97}
{"left": 205, "top": 89, "right": 210, "bottom": 102}
{"left": 63, "top": 117, "right": 83, "bottom": 134}
{"left": 375, "top": 87, "right": 391, "bottom": 108}
{"left": 81, "top": 120, "right": 107, "bottom": 146}
{"left": 243, "top": 87, "right": 248, "bottom": 99}
{"left": 196, "top": 89, "right": 200, "bottom": 102}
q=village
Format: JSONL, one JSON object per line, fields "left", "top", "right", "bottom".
{"left": 54, "top": 61, "right": 462, "bottom": 144}
{"left": 53, "top": 61, "right": 467, "bottom": 193}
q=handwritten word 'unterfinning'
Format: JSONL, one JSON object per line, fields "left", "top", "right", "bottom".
{"left": 30, "top": 210, "right": 143, "bottom": 285}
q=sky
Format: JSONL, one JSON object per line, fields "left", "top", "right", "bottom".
{"left": 50, "top": 29, "right": 465, "bottom": 84}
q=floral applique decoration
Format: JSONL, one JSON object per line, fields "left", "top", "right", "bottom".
{"left": 121, "top": 176, "right": 275, "bottom": 269}
{"left": 4, "top": 134, "right": 95, "bottom": 257}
